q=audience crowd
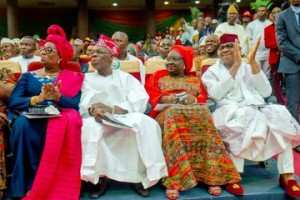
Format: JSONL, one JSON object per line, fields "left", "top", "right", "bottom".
{"left": 0, "top": 0, "right": 299, "bottom": 199}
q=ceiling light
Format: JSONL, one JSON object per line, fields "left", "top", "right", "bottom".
{"left": 112, "top": 2, "right": 118, "bottom": 6}
{"left": 236, "top": 0, "right": 241, "bottom": 2}
{"left": 195, "top": 0, "right": 200, "bottom": 4}
{"left": 164, "top": 1, "right": 169, "bottom": 5}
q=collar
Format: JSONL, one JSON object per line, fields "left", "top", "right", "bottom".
{"left": 291, "top": 5, "right": 300, "bottom": 14}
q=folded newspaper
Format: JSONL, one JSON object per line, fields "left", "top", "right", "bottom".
{"left": 102, "top": 112, "right": 132, "bottom": 129}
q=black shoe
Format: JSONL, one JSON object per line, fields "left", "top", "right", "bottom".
{"left": 130, "top": 183, "right": 150, "bottom": 197}
{"left": 89, "top": 177, "right": 110, "bottom": 199}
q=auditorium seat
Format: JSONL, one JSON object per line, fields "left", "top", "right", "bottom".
{"left": 28, "top": 61, "right": 82, "bottom": 72}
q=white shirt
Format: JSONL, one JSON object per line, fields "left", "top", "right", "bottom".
{"left": 10, "top": 55, "right": 41, "bottom": 73}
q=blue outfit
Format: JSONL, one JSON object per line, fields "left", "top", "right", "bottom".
{"left": 276, "top": 6, "right": 300, "bottom": 122}
{"left": 8, "top": 72, "right": 81, "bottom": 197}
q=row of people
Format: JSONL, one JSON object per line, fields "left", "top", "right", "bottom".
{"left": 2, "top": 22, "right": 300, "bottom": 200}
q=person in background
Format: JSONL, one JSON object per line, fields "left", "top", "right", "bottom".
{"left": 202, "top": 33, "right": 300, "bottom": 198}
{"left": 276, "top": 0, "right": 300, "bottom": 153}
{"left": 147, "top": 38, "right": 174, "bottom": 61}
{"left": 9, "top": 36, "right": 41, "bottom": 73}
{"left": 0, "top": 38, "right": 18, "bottom": 60}
{"left": 241, "top": 11, "right": 253, "bottom": 30}
{"left": 80, "top": 34, "right": 167, "bottom": 199}
{"left": 246, "top": 5, "right": 272, "bottom": 78}
{"left": 264, "top": 6, "right": 284, "bottom": 104}
{"left": 8, "top": 24, "right": 84, "bottom": 199}
{"left": 112, "top": 31, "right": 146, "bottom": 85}
{"left": 145, "top": 45, "right": 243, "bottom": 200}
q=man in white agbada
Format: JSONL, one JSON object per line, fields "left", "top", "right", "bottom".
{"left": 79, "top": 34, "right": 168, "bottom": 199}
{"left": 202, "top": 33, "right": 300, "bottom": 198}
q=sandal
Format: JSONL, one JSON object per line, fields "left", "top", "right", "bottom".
{"left": 208, "top": 186, "right": 222, "bottom": 196}
{"left": 165, "top": 189, "right": 179, "bottom": 200}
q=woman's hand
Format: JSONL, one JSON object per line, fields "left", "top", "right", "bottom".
{"left": 179, "top": 93, "right": 196, "bottom": 105}
{"left": 42, "top": 80, "right": 62, "bottom": 102}
{"left": 160, "top": 94, "right": 178, "bottom": 104}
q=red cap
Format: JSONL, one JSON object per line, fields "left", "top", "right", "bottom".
{"left": 219, "top": 34, "right": 238, "bottom": 45}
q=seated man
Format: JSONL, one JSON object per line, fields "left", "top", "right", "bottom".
{"left": 80, "top": 34, "right": 168, "bottom": 199}
{"left": 202, "top": 33, "right": 300, "bottom": 198}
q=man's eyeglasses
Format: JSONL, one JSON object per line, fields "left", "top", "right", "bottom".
{"left": 166, "top": 57, "right": 184, "bottom": 62}
{"left": 42, "top": 46, "right": 58, "bottom": 54}
{"left": 219, "top": 43, "right": 234, "bottom": 51}
{"left": 91, "top": 49, "right": 111, "bottom": 55}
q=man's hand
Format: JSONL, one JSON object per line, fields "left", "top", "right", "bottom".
{"left": 247, "top": 36, "right": 261, "bottom": 74}
{"left": 233, "top": 39, "right": 242, "bottom": 66}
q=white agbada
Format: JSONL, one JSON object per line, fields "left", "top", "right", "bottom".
{"left": 202, "top": 59, "right": 300, "bottom": 163}
{"left": 80, "top": 69, "right": 168, "bottom": 189}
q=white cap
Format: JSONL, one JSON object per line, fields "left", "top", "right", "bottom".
{"left": 1, "top": 38, "right": 15, "bottom": 46}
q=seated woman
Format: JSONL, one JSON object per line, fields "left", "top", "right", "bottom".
{"left": 8, "top": 25, "right": 84, "bottom": 199}
{"left": 145, "top": 45, "right": 242, "bottom": 200}
{"left": 0, "top": 67, "right": 18, "bottom": 198}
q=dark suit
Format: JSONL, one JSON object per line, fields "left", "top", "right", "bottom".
{"left": 276, "top": 7, "right": 300, "bottom": 122}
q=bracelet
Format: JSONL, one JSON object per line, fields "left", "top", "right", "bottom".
{"left": 30, "top": 96, "right": 37, "bottom": 106}
{"left": 88, "top": 107, "right": 94, "bottom": 116}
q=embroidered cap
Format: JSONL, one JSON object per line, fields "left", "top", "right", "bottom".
{"left": 96, "top": 34, "right": 119, "bottom": 57}
{"left": 219, "top": 34, "right": 239, "bottom": 45}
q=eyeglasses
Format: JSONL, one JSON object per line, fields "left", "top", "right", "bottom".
{"left": 91, "top": 49, "right": 112, "bottom": 55}
{"left": 42, "top": 46, "right": 58, "bottom": 54}
{"left": 166, "top": 57, "right": 184, "bottom": 62}
{"left": 219, "top": 43, "right": 234, "bottom": 51}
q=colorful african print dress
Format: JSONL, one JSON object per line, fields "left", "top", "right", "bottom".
{"left": 146, "top": 70, "right": 241, "bottom": 191}
{"left": 0, "top": 68, "right": 17, "bottom": 190}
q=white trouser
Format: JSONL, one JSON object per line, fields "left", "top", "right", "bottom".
{"left": 230, "top": 144, "right": 294, "bottom": 174}
{"left": 257, "top": 59, "right": 270, "bottom": 79}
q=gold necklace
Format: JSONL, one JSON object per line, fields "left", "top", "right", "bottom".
{"left": 42, "top": 68, "right": 60, "bottom": 79}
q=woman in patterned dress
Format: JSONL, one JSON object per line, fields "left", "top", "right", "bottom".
{"left": 145, "top": 45, "right": 242, "bottom": 199}
{"left": 0, "top": 67, "right": 17, "bottom": 199}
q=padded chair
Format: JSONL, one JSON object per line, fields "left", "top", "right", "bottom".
{"left": 119, "top": 60, "right": 141, "bottom": 82}
{"left": 28, "top": 61, "right": 82, "bottom": 72}
{"left": 144, "top": 60, "right": 166, "bottom": 82}
{"left": 0, "top": 60, "right": 22, "bottom": 80}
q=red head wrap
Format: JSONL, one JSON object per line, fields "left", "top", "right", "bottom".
{"left": 96, "top": 34, "right": 119, "bottom": 57}
{"left": 219, "top": 34, "right": 239, "bottom": 45}
{"left": 170, "top": 45, "right": 194, "bottom": 74}
{"left": 45, "top": 24, "right": 74, "bottom": 64}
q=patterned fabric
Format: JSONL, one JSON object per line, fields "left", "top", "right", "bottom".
{"left": 155, "top": 75, "right": 241, "bottom": 191}
{"left": 0, "top": 68, "right": 17, "bottom": 190}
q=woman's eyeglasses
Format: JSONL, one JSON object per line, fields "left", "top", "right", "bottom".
{"left": 166, "top": 57, "right": 184, "bottom": 62}
{"left": 42, "top": 46, "right": 58, "bottom": 54}
{"left": 219, "top": 43, "right": 234, "bottom": 51}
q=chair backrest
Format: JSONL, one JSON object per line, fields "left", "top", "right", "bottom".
{"left": 119, "top": 60, "right": 141, "bottom": 82}
{"left": 144, "top": 60, "right": 166, "bottom": 81}
{"left": 0, "top": 60, "right": 22, "bottom": 80}
{"left": 28, "top": 61, "right": 82, "bottom": 72}
{"left": 200, "top": 58, "right": 218, "bottom": 76}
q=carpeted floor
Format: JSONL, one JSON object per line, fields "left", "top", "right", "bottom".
{"left": 80, "top": 152, "right": 300, "bottom": 200}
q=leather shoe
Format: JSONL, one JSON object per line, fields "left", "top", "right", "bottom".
{"left": 90, "top": 177, "right": 110, "bottom": 199}
{"left": 225, "top": 182, "right": 244, "bottom": 196}
{"left": 130, "top": 183, "right": 150, "bottom": 197}
{"left": 279, "top": 176, "right": 300, "bottom": 198}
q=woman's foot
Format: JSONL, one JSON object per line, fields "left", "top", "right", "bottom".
{"left": 279, "top": 174, "right": 300, "bottom": 198}
{"left": 208, "top": 186, "right": 222, "bottom": 196}
{"left": 165, "top": 189, "right": 179, "bottom": 200}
